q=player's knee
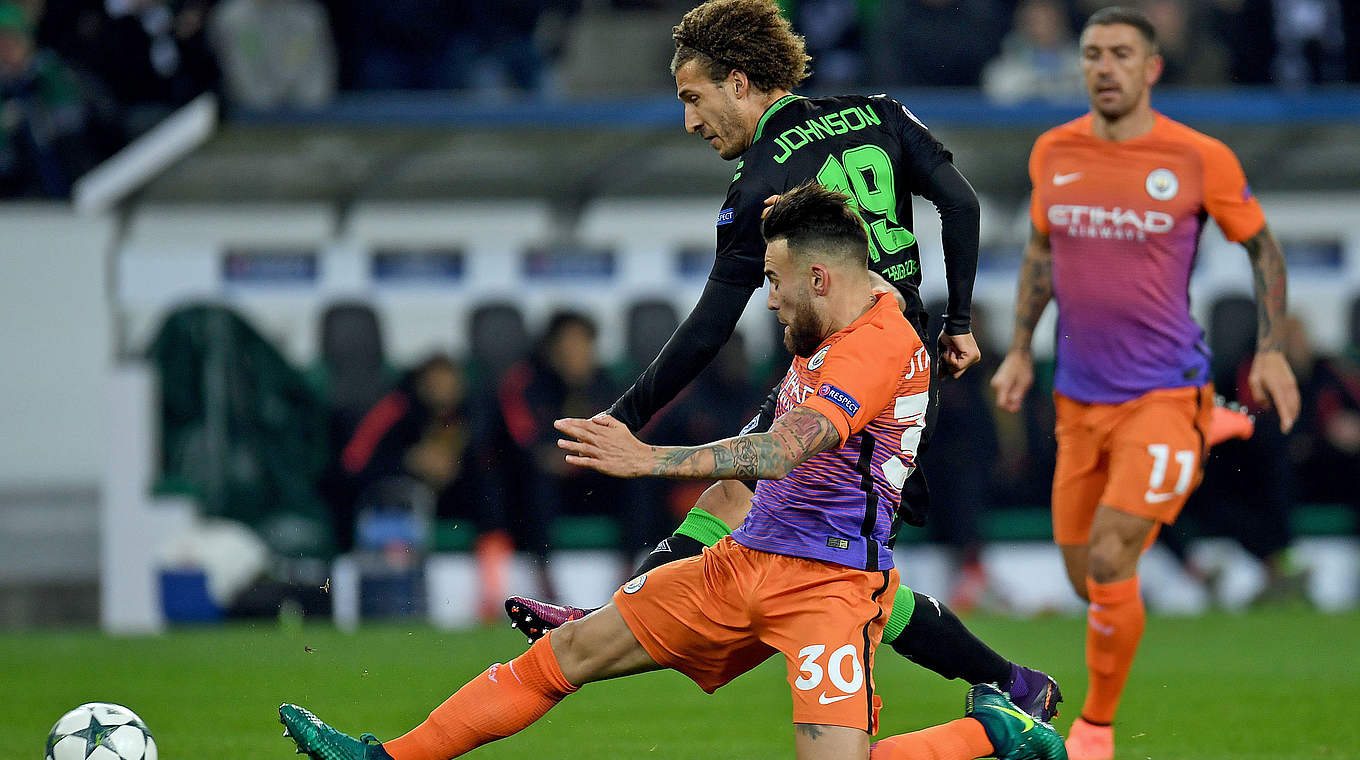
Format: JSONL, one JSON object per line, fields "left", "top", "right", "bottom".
{"left": 549, "top": 616, "right": 601, "bottom": 682}
{"left": 1086, "top": 540, "right": 1134, "bottom": 585}
{"left": 694, "top": 480, "right": 752, "bottom": 528}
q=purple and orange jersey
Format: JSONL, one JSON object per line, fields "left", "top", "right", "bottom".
{"left": 731, "top": 293, "right": 931, "bottom": 571}
{"left": 1029, "top": 113, "right": 1266, "bottom": 404}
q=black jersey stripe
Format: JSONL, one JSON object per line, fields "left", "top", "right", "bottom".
{"left": 860, "top": 570, "right": 893, "bottom": 731}
{"left": 855, "top": 431, "right": 880, "bottom": 571}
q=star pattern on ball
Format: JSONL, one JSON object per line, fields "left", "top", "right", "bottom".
{"left": 70, "top": 713, "right": 115, "bottom": 757}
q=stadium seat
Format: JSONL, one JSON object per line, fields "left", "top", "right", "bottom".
{"left": 316, "top": 301, "right": 392, "bottom": 429}
{"left": 467, "top": 301, "right": 530, "bottom": 386}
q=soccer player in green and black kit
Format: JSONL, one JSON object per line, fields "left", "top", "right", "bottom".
{"left": 506, "top": 0, "right": 1062, "bottom": 721}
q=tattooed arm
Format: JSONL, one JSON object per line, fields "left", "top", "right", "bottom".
{"left": 990, "top": 226, "right": 1053, "bottom": 413}
{"left": 1242, "top": 224, "right": 1301, "bottom": 432}
{"left": 554, "top": 407, "right": 842, "bottom": 480}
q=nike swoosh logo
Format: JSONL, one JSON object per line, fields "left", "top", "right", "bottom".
{"left": 818, "top": 692, "right": 855, "bottom": 704}
{"left": 1053, "top": 171, "right": 1083, "bottom": 186}
{"left": 983, "top": 704, "right": 1035, "bottom": 732}
{"left": 1144, "top": 490, "right": 1177, "bottom": 503}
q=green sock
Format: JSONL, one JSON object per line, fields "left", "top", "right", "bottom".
{"left": 881, "top": 584, "right": 917, "bottom": 645}
{"left": 673, "top": 507, "right": 732, "bottom": 548}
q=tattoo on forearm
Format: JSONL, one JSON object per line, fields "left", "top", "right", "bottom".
{"left": 649, "top": 407, "right": 839, "bottom": 480}
{"left": 731, "top": 437, "right": 760, "bottom": 479}
{"left": 1245, "top": 227, "right": 1288, "bottom": 352}
{"left": 1013, "top": 231, "right": 1053, "bottom": 345}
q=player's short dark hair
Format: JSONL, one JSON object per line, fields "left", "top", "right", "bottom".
{"left": 671, "top": 0, "right": 811, "bottom": 93}
{"left": 761, "top": 182, "right": 868, "bottom": 268}
{"left": 1084, "top": 6, "right": 1158, "bottom": 52}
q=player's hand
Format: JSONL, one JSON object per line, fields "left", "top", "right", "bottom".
{"left": 991, "top": 350, "right": 1034, "bottom": 413}
{"left": 761, "top": 194, "right": 782, "bottom": 219}
{"left": 1248, "top": 350, "right": 1300, "bottom": 433}
{"left": 555, "top": 414, "right": 652, "bottom": 478}
{"left": 937, "top": 331, "right": 981, "bottom": 378}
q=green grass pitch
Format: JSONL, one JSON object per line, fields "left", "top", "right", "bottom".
{"left": 6, "top": 608, "right": 1358, "bottom": 759}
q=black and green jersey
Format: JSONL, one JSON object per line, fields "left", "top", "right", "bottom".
{"left": 713, "top": 93, "right": 952, "bottom": 320}
{"left": 610, "top": 93, "right": 979, "bottom": 432}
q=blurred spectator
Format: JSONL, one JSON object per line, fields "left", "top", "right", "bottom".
{"left": 348, "top": 0, "right": 456, "bottom": 90}
{"left": 0, "top": 1, "right": 113, "bottom": 196}
{"left": 461, "top": 0, "right": 555, "bottom": 92}
{"left": 1268, "top": 0, "right": 1346, "bottom": 88}
{"left": 981, "top": 0, "right": 1083, "bottom": 103}
{"left": 92, "top": 0, "right": 219, "bottom": 119}
{"left": 1223, "top": 0, "right": 1347, "bottom": 86}
{"left": 1292, "top": 304, "right": 1360, "bottom": 505}
{"left": 868, "top": 0, "right": 1005, "bottom": 87}
{"left": 496, "top": 311, "right": 658, "bottom": 592}
{"left": 783, "top": 0, "right": 865, "bottom": 88}
{"left": 208, "top": 0, "right": 337, "bottom": 110}
{"left": 349, "top": 0, "right": 557, "bottom": 92}
{"left": 1144, "top": 0, "right": 1229, "bottom": 85}
{"left": 335, "top": 355, "right": 474, "bottom": 553}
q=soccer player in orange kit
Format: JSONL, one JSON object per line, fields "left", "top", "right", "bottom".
{"left": 990, "top": 7, "right": 1301, "bottom": 760}
{"left": 280, "top": 184, "right": 1067, "bottom": 760}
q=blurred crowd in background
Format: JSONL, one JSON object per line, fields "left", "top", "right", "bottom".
{"left": 147, "top": 289, "right": 1360, "bottom": 616}
{"left": 4, "top": 0, "right": 1360, "bottom": 198}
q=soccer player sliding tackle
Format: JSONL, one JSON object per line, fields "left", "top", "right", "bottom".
{"left": 280, "top": 183, "right": 1066, "bottom": 760}
{"left": 507, "top": 0, "right": 1065, "bottom": 722}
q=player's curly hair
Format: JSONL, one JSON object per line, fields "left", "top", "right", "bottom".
{"left": 671, "top": 0, "right": 811, "bottom": 93}
{"left": 762, "top": 182, "right": 868, "bottom": 266}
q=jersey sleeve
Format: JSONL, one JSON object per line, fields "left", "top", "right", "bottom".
{"left": 1028, "top": 133, "right": 1050, "bottom": 234}
{"left": 711, "top": 172, "right": 778, "bottom": 289}
{"left": 800, "top": 323, "right": 911, "bottom": 443}
{"left": 1198, "top": 137, "right": 1266, "bottom": 243}
{"left": 885, "top": 98, "right": 952, "bottom": 191}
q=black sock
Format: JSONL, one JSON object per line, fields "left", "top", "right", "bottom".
{"left": 890, "top": 591, "right": 1012, "bottom": 685}
{"left": 629, "top": 534, "right": 706, "bottom": 579}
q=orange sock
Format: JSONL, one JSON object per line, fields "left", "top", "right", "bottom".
{"left": 870, "top": 718, "right": 994, "bottom": 760}
{"left": 1082, "top": 575, "right": 1145, "bottom": 725}
{"left": 382, "top": 634, "right": 578, "bottom": 760}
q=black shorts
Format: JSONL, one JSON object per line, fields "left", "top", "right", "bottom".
{"left": 738, "top": 308, "right": 939, "bottom": 528}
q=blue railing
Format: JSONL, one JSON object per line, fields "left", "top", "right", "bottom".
{"left": 235, "top": 86, "right": 1360, "bottom": 129}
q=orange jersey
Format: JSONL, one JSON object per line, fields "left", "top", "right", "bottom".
{"left": 1029, "top": 113, "right": 1266, "bottom": 404}
{"left": 732, "top": 292, "right": 931, "bottom": 571}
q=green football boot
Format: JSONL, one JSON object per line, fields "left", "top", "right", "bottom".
{"left": 278, "top": 703, "right": 391, "bottom": 760}
{"left": 965, "top": 683, "right": 1068, "bottom": 760}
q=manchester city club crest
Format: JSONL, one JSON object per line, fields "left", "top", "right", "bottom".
{"left": 1146, "top": 168, "right": 1179, "bottom": 201}
{"left": 808, "top": 346, "right": 830, "bottom": 370}
{"left": 622, "top": 574, "right": 647, "bottom": 594}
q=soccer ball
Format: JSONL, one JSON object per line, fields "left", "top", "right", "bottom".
{"left": 46, "top": 703, "right": 157, "bottom": 760}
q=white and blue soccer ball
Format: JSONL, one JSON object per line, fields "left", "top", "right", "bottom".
{"left": 46, "top": 703, "right": 157, "bottom": 760}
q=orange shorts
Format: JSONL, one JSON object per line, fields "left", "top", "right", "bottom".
{"left": 1052, "top": 385, "right": 1214, "bottom": 546}
{"left": 613, "top": 536, "right": 898, "bottom": 732}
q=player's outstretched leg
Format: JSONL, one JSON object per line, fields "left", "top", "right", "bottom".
{"left": 280, "top": 633, "right": 581, "bottom": 760}
{"left": 886, "top": 588, "right": 1063, "bottom": 721}
{"left": 279, "top": 704, "right": 392, "bottom": 760}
